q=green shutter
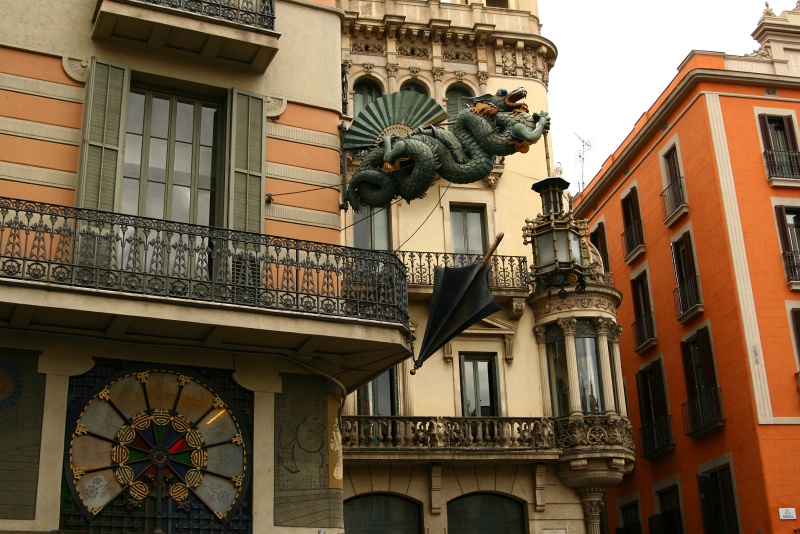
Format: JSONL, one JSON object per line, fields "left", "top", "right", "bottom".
{"left": 229, "top": 89, "right": 266, "bottom": 233}
{"left": 78, "top": 58, "right": 129, "bottom": 212}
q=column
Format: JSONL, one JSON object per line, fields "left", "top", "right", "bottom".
{"left": 534, "top": 325, "right": 552, "bottom": 416}
{"left": 595, "top": 318, "right": 617, "bottom": 415}
{"left": 401, "top": 355, "right": 414, "bottom": 415}
{"left": 387, "top": 63, "right": 399, "bottom": 93}
{"left": 558, "top": 317, "right": 582, "bottom": 417}
{"left": 580, "top": 494, "right": 605, "bottom": 534}
{"left": 609, "top": 324, "right": 627, "bottom": 417}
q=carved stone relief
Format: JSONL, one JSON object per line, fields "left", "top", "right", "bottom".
{"left": 501, "top": 45, "right": 516, "bottom": 76}
{"left": 62, "top": 57, "right": 89, "bottom": 82}
{"left": 265, "top": 96, "right": 287, "bottom": 118}
{"left": 432, "top": 67, "right": 445, "bottom": 81}
{"left": 351, "top": 42, "right": 385, "bottom": 54}
{"left": 443, "top": 49, "right": 476, "bottom": 62}
{"left": 397, "top": 45, "right": 430, "bottom": 58}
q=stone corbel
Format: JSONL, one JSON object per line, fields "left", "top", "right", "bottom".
{"left": 431, "top": 463, "right": 442, "bottom": 514}
{"left": 503, "top": 334, "right": 513, "bottom": 364}
{"left": 443, "top": 342, "right": 453, "bottom": 364}
{"left": 265, "top": 95, "right": 288, "bottom": 119}
{"left": 507, "top": 297, "right": 525, "bottom": 319}
{"left": 62, "top": 57, "right": 89, "bottom": 83}
{"left": 534, "top": 464, "right": 546, "bottom": 512}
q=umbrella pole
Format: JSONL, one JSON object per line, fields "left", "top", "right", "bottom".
{"left": 479, "top": 232, "right": 504, "bottom": 269}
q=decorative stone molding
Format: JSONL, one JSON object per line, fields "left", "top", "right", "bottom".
{"left": 0, "top": 72, "right": 84, "bottom": 103}
{"left": 608, "top": 324, "right": 622, "bottom": 343}
{"left": 534, "top": 464, "right": 546, "bottom": 512}
{"left": 0, "top": 116, "right": 79, "bottom": 146}
{"left": 265, "top": 123, "right": 340, "bottom": 150}
{"left": 581, "top": 498, "right": 604, "bottom": 517}
{"left": 745, "top": 45, "right": 772, "bottom": 59}
{"left": 593, "top": 317, "right": 612, "bottom": 336}
{"left": 363, "top": 63, "right": 374, "bottom": 74}
{"left": 0, "top": 161, "right": 77, "bottom": 190}
{"left": 557, "top": 317, "right": 576, "bottom": 336}
{"left": 409, "top": 66, "right": 420, "bottom": 78}
{"left": 443, "top": 49, "right": 475, "bottom": 62}
{"left": 62, "top": 57, "right": 88, "bottom": 82}
{"left": 397, "top": 45, "right": 429, "bottom": 58}
{"left": 455, "top": 70, "right": 466, "bottom": 81}
{"left": 265, "top": 96, "right": 287, "bottom": 118}
{"left": 265, "top": 204, "right": 341, "bottom": 230}
{"left": 265, "top": 162, "right": 340, "bottom": 188}
{"left": 482, "top": 172, "right": 500, "bottom": 189}
{"left": 443, "top": 342, "right": 453, "bottom": 364}
{"left": 432, "top": 67, "right": 444, "bottom": 81}
{"left": 529, "top": 285, "right": 622, "bottom": 322}
{"left": 342, "top": 60, "right": 353, "bottom": 73}
{"left": 386, "top": 63, "right": 399, "bottom": 77}
{"left": 507, "top": 297, "right": 525, "bottom": 319}
{"left": 501, "top": 45, "right": 516, "bottom": 75}
{"left": 504, "top": 334, "right": 513, "bottom": 364}
{"left": 431, "top": 464, "right": 442, "bottom": 514}
{"left": 533, "top": 325, "right": 546, "bottom": 345}
{"left": 477, "top": 71, "right": 490, "bottom": 84}
{"left": 554, "top": 416, "right": 635, "bottom": 452}
{"left": 351, "top": 41, "right": 385, "bottom": 54}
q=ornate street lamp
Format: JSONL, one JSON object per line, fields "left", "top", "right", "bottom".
{"left": 523, "top": 175, "right": 588, "bottom": 298}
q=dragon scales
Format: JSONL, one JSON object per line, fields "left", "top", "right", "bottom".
{"left": 346, "top": 87, "right": 550, "bottom": 211}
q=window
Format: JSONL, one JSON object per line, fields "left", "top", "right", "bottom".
{"left": 620, "top": 188, "right": 644, "bottom": 258}
{"left": 775, "top": 206, "right": 800, "bottom": 282}
{"left": 460, "top": 353, "right": 499, "bottom": 416}
{"left": 680, "top": 327, "right": 724, "bottom": 437}
{"left": 631, "top": 272, "right": 656, "bottom": 351}
{"left": 0, "top": 350, "right": 46, "bottom": 520}
{"left": 698, "top": 464, "right": 739, "bottom": 534}
{"left": 589, "top": 222, "right": 610, "bottom": 272}
{"left": 445, "top": 86, "right": 473, "bottom": 125}
{"left": 649, "top": 485, "right": 683, "bottom": 534}
{"left": 357, "top": 367, "right": 397, "bottom": 416}
{"left": 400, "top": 81, "right": 427, "bottom": 95}
{"left": 671, "top": 232, "right": 702, "bottom": 320}
{"left": 353, "top": 79, "right": 382, "bottom": 117}
{"left": 575, "top": 319, "right": 604, "bottom": 414}
{"left": 344, "top": 494, "right": 421, "bottom": 534}
{"left": 447, "top": 494, "right": 524, "bottom": 534}
{"left": 660, "top": 146, "right": 687, "bottom": 222}
{"left": 759, "top": 113, "right": 800, "bottom": 179}
{"left": 545, "top": 324, "right": 569, "bottom": 417}
{"left": 619, "top": 500, "right": 642, "bottom": 534}
{"left": 636, "top": 360, "right": 673, "bottom": 459}
{"left": 451, "top": 205, "right": 487, "bottom": 256}
{"left": 485, "top": 0, "right": 509, "bottom": 7}
{"left": 79, "top": 58, "right": 265, "bottom": 233}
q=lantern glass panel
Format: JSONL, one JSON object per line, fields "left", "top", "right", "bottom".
{"left": 537, "top": 234, "right": 555, "bottom": 265}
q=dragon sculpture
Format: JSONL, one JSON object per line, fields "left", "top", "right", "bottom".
{"left": 344, "top": 87, "right": 550, "bottom": 211}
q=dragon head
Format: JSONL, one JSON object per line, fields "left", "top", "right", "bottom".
{"left": 496, "top": 87, "right": 529, "bottom": 113}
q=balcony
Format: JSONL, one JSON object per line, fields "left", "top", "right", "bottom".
{"left": 632, "top": 311, "right": 657, "bottom": 354}
{"left": 342, "top": 415, "right": 634, "bottom": 463}
{"left": 638, "top": 415, "right": 675, "bottom": 460}
{"left": 92, "top": 0, "right": 279, "bottom": 72}
{"left": 648, "top": 510, "right": 683, "bottom": 534}
{"left": 620, "top": 220, "right": 645, "bottom": 264}
{"left": 681, "top": 388, "right": 725, "bottom": 438}
{"left": 395, "top": 251, "right": 528, "bottom": 302}
{"left": 659, "top": 177, "right": 688, "bottom": 227}
{"left": 673, "top": 276, "right": 703, "bottom": 323}
{"left": 0, "top": 197, "right": 410, "bottom": 389}
{"left": 783, "top": 251, "right": 800, "bottom": 290}
{"left": 764, "top": 150, "right": 800, "bottom": 187}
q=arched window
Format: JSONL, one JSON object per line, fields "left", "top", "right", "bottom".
{"left": 345, "top": 494, "right": 421, "bottom": 534}
{"left": 447, "top": 493, "right": 525, "bottom": 534}
{"left": 353, "top": 79, "right": 382, "bottom": 118}
{"left": 400, "top": 81, "right": 428, "bottom": 95}
{"left": 445, "top": 86, "right": 473, "bottom": 122}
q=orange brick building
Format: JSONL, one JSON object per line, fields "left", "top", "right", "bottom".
{"left": 574, "top": 5, "right": 800, "bottom": 533}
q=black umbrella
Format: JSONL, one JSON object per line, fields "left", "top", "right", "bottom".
{"left": 411, "top": 233, "right": 505, "bottom": 374}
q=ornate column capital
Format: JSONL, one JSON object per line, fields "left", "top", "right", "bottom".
{"left": 558, "top": 317, "right": 577, "bottom": 336}
{"left": 477, "top": 71, "right": 489, "bottom": 84}
{"left": 533, "top": 325, "right": 546, "bottom": 345}
{"left": 608, "top": 324, "right": 623, "bottom": 343}
{"left": 594, "top": 317, "right": 613, "bottom": 337}
{"left": 386, "top": 63, "right": 399, "bottom": 77}
{"left": 432, "top": 67, "right": 445, "bottom": 81}
{"left": 410, "top": 66, "right": 420, "bottom": 78}
{"left": 363, "top": 63, "right": 374, "bottom": 75}
{"left": 341, "top": 59, "right": 353, "bottom": 73}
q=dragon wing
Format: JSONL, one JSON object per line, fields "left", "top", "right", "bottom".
{"left": 343, "top": 92, "right": 447, "bottom": 150}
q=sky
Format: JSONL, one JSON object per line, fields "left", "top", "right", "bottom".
{"left": 536, "top": 0, "right": 775, "bottom": 193}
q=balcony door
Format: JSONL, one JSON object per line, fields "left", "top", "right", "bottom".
{"left": 451, "top": 205, "right": 487, "bottom": 257}
{"left": 460, "top": 353, "right": 499, "bottom": 417}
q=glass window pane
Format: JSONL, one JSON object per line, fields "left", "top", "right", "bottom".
{"left": 547, "top": 340, "right": 569, "bottom": 416}
{"left": 353, "top": 209, "right": 372, "bottom": 249}
{"left": 477, "top": 361, "right": 491, "bottom": 416}
{"left": 575, "top": 335, "right": 603, "bottom": 413}
{"left": 451, "top": 210, "right": 466, "bottom": 254}
{"left": 197, "top": 189, "right": 211, "bottom": 227}
{"left": 120, "top": 177, "right": 140, "bottom": 216}
{"left": 151, "top": 97, "right": 170, "bottom": 138}
{"left": 371, "top": 369, "right": 394, "bottom": 416}
{"left": 448, "top": 494, "right": 524, "bottom": 534}
{"left": 146, "top": 181, "right": 165, "bottom": 219}
{"left": 173, "top": 141, "right": 193, "bottom": 186}
{"left": 199, "top": 146, "right": 215, "bottom": 189}
{"left": 373, "top": 208, "right": 389, "bottom": 250}
{"left": 148, "top": 138, "right": 168, "bottom": 183}
{"left": 201, "top": 106, "right": 218, "bottom": 147}
{"left": 123, "top": 133, "right": 142, "bottom": 179}
{"left": 345, "top": 494, "right": 420, "bottom": 534}
{"left": 463, "top": 362, "right": 476, "bottom": 416}
{"left": 171, "top": 185, "right": 191, "bottom": 223}
{"left": 465, "top": 211, "right": 484, "bottom": 254}
{"left": 127, "top": 92, "right": 145, "bottom": 135}
{"left": 176, "top": 102, "right": 194, "bottom": 143}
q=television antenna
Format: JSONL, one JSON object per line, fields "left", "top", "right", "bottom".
{"left": 574, "top": 132, "right": 592, "bottom": 192}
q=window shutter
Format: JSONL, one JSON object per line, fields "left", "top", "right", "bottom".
{"left": 229, "top": 89, "right": 266, "bottom": 233}
{"left": 680, "top": 341, "right": 698, "bottom": 399}
{"left": 670, "top": 241, "right": 682, "bottom": 286}
{"left": 792, "top": 309, "right": 800, "bottom": 352}
{"left": 776, "top": 205, "right": 791, "bottom": 252}
{"left": 697, "top": 327, "right": 717, "bottom": 390}
{"left": 718, "top": 465, "right": 740, "bottom": 532}
{"left": 629, "top": 188, "right": 642, "bottom": 222}
{"left": 78, "top": 58, "right": 129, "bottom": 211}
{"left": 783, "top": 115, "right": 799, "bottom": 151}
{"left": 631, "top": 277, "right": 644, "bottom": 319}
{"left": 356, "top": 384, "right": 370, "bottom": 415}
{"left": 758, "top": 114, "right": 772, "bottom": 150}
{"left": 596, "top": 222, "right": 609, "bottom": 271}
{"left": 681, "top": 232, "right": 697, "bottom": 279}
{"left": 696, "top": 474, "right": 717, "bottom": 534}
{"left": 635, "top": 371, "right": 650, "bottom": 424}
{"left": 651, "top": 360, "right": 668, "bottom": 418}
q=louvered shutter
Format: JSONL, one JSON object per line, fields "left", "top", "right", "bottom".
{"left": 635, "top": 371, "right": 650, "bottom": 424}
{"left": 229, "top": 89, "right": 266, "bottom": 233}
{"left": 718, "top": 464, "right": 740, "bottom": 532}
{"left": 784, "top": 115, "right": 799, "bottom": 151}
{"left": 78, "top": 58, "right": 129, "bottom": 211}
{"left": 680, "top": 340, "right": 698, "bottom": 399}
{"left": 651, "top": 360, "right": 668, "bottom": 419}
{"left": 697, "top": 327, "right": 717, "bottom": 390}
{"left": 697, "top": 474, "right": 717, "bottom": 534}
{"left": 776, "top": 205, "right": 791, "bottom": 252}
{"left": 681, "top": 232, "right": 697, "bottom": 279}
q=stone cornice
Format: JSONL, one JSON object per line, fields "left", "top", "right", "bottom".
{"left": 528, "top": 284, "right": 622, "bottom": 322}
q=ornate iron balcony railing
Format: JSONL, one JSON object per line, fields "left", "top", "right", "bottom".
{"left": 672, "top": 275, "right": 702, "bottom": 318}
{"left": 620, "top": 220, "right": 645, "bottom": 256}
{"left": 659, "top": 177, "right": 687, "bottom": 222}
{"left": 341, "top": 415, "right": 635, "bottom": 454}
{"left": 638, "top": 414, "right": 674, "bottom": 459}
{"left": 0, "top": 197, "right": 408, "bottom": 326}
{"left": 130, "top": 0, "right": 276, "bottom": 31}
{"left": 395, "top": 251, "right": 528, "bottom": 290}
{"left": 681, "top": 388, "right": 725, "bottom": 438}
{"left": 783, "top": 250, "right": 800, "bottom": 282}
{"left": 764, "top": 150, "right": 800, "bottom": 179}
{"left": 632, "top": 311, "right": 657, "bottom": 350}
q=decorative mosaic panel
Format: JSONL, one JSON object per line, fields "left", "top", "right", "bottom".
{"left": 60, "top": 359, "right": 253, "bottom": 534}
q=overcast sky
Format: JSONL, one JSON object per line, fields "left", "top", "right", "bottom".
{"left": 536, "top": 0, "right": 774, "bottom": 193}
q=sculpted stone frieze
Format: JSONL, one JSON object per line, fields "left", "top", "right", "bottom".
{"left": 554, "top": 417, "right": 635, "bottom": 453}
{"left": 443, "top": 49, "right": 476, "bottom": 62}
{"left": 398, "top": 45, "right": 430, "bottom": 58}
{"left": 352, "top": 42, "right": 386, "bottom": 54}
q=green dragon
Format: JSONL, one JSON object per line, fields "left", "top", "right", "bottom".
{"left": 346, "top": 87, "right": 550, "bottom": 211}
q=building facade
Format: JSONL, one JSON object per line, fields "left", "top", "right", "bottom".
{"left": 574, "top": 4, "right": 800, "bottom": 533}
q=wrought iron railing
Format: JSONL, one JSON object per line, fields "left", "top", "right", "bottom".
{"left": 681, "top": 388, "right": 724, "bottom": 436}
{"left": 342, "top": 416, "right": 555, "bottom": 449}
{"left": 659, "top": 177, "right": 687, "bottom": 222}
{"left": 129, "top": 0, "right": 275, "bottom": 31}
{"left": 395, "top": 251, "right": 528, "bottom": 290}
{"left": 672, "top": 276, "right": 701, "bottom": 318}
{"left": 638, "top": 414, "right": 673, "bottom": 459}
{"left": 632, "top": 311, "right": 656, "bottom": 350}
{"left": 783, "top": 250, "right": 800, "bottom": 282}
{"left": 764, "top": 150, "right": 800, "bottom": 179}
{"left": 621, "top": 220, "right": 644, "bottom": 257}
{"left": 0, "top": 197, "right": 408, "bottom": 326}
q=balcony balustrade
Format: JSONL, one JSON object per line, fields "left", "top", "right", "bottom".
{"left": 620, "top": 220, "right": 644, "bottom": 259}
{"left": 0, "top": 197, "right": 408, "bottom": 326}
{"left": 632, "top": 311, "right": 657, "bottom": 353}
{"left": 672, "top": 275, "right": 702, "bottom": 321}
{"left": 659, "top": 177, "right": 688, "bottom": 225}
{"left": 764, "top": 150, "right": 800, "bottom": 179}
{"left": 783, "top": 250, "right": 800, "bottom": 283}
{"left": 681, "top": 388, "right": 725, "bottom": 438}
{"left": 638, "top": 414, "right": 674, "bottom": 459}
{"left": 396, "top": 251, "right": 528, "bottom": 293}
{"left": 129, "top": 0, "right": 276, "bottom": 30}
